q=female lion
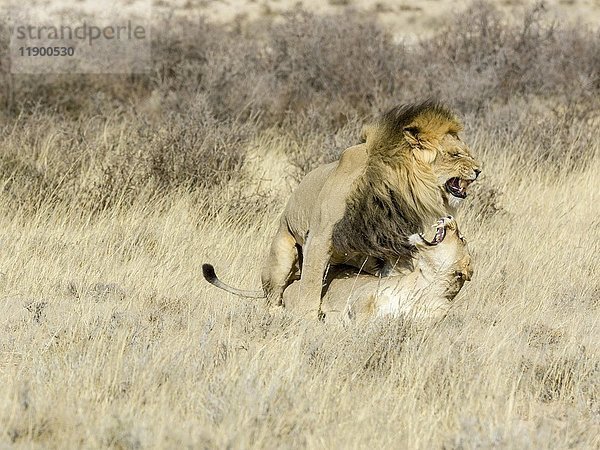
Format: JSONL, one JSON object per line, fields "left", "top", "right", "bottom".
{"left": 283, "top": 216, "right": 472, "bottom": 326}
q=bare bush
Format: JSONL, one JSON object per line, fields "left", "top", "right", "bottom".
{"left": 1, "top": 2, "right": 598, "bottom": 212}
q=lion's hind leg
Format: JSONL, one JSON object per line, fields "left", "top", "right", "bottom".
{"left": 261, "top": 223, "right": 299, "bottom": 307}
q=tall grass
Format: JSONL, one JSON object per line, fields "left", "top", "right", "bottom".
{"left": 0, "top": 2, "right": 598, "bottom": 448}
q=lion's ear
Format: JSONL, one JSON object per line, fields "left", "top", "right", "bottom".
{"left": 403, "top": 126, "right": 421, "bottom": 147}
{"left": 404, "top": 125, "right": 437, "bottom": 163}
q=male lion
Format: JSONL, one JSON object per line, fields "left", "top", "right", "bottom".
{"left": 203, "top": 101, "right": 480, "bottom": 316}
{"left": 284, "top": 216, "right": 472, "bottom": 326}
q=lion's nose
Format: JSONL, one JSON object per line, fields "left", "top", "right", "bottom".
{"left": 474, "top": 168, "right": 481, "bottom": 179}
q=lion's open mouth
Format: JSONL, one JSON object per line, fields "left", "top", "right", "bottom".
{"left": 445, "top": 177, "right": 471, "bottom": 199}
{"left": 419, "top": 220, "right": 446, "bottom": 246}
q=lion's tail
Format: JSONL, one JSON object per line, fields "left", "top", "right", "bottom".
{"left": 202, "top": 264, "right": 266, "bottom": 299}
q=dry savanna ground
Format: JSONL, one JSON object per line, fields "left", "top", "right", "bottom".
{"left": 0, "top": 1, "right": 599, "bottom": 448}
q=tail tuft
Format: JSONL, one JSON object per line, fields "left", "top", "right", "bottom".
{"left": 202, "top": 263, "right": 217, "bottom": 283}
{"left": 201, "top": 263, "right": 265, "bottom": 298}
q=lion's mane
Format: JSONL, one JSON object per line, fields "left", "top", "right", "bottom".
{"left": 332, "top": 101, "right": 463, "bottom": 268}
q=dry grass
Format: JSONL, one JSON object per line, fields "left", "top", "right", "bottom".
{"left": 0, "top": 2, "right": 599, "bottom": 448}
{"left": 0, "top": 130, "right": 598, "bottom": 448}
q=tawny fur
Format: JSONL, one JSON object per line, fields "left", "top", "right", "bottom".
{"left": 202, "top": 101, "right": 481, "bottom": 315}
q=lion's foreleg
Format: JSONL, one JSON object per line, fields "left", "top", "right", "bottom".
{"left": 261, "top": 225, "right": 298, "bottom": 307}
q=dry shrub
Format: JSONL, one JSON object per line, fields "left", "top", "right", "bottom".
{"left": 0, "top": 99, "right": 255, "bottom": 213}
{"left": 417, "top": 2, "right": 599, "bottom": 109}
{"left": 0, "top": 2, "right": 598, "bottom": 213}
